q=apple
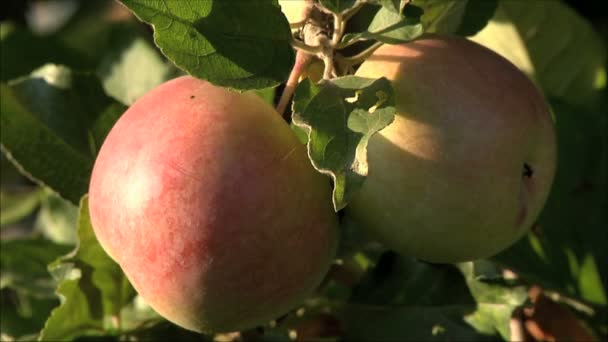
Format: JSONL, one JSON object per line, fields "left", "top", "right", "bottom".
{"left": 345, "top": 35, "right": 557, "bottom": 263}
{"left": 279, "top": 0, "right": 325, "bottom": 84}
{"left": 88, "top": 76, "right": 339, "bottom": 333}
{"left": 279, "top": 0, "right": 312, "bottom": 26}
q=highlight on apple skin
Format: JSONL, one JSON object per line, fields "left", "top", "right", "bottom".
{"left": 88, "top": 76, "right": 339, "bottom": 333}
{"left": 279, "top": 0, "right": 311, "bottom": 25}
{"left": 346, "top": 34, "right": 557, "bottom": 263}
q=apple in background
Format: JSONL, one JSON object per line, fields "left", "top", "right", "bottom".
{"left": 88, "top": 76, "right": 338, "bottom": 333}
{"left": 279, "top": 0, "right": 312, "bottom": 26}
{"left": 279, "top": 0, "right": 325, "bottom": 83}
{"left": 345, "top": 35, "right": 557, "bottom": 263}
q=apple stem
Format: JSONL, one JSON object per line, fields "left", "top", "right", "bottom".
{"left": 277, "top": 50, "right": 312, "bottom": 118}
{"left": 510, "top": 307, "right": 526, "bottom": 342}
{"left": 279, "top": 0, "right": 369, "bottom": 116}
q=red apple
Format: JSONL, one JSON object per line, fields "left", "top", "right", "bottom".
{"left": 88, "top": 76, "right": 338, "bottom": 332}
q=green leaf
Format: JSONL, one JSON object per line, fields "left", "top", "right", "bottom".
{"left": 97, "top": 24, "right": 175, "bottom": 106}
{"left": 292, "top": 76, "right": 395, "bottom": 211}
{"left": 343, "top": 253, "right": 492, "bottom": 341}
{"left": 469, "top": 0, "right": 606, "bottom": 111}
{"left": 250, "top": 87, "right": 277, "bottom": 106}
{"left": 319, "top": 0, "right": 357, "bottom": 13}
{"left": 350, "top": 252, "right": 476, "bottom": 306}
{"left": 52, "top": 2, "right": 132, "bottom": 64}
{"left": 340, "top": 5, "right": 424, "bottom": 45}
{"left": 0, "top": 289, "right": 60, "bottom": 340}
{"left": 412, "top": 0, "right": 497, "bottom": 36}
{"left": 494, "top": 99, "right": 607, "bottom": 306}
{"left": 368, "top": 0, "right": 410, "bottom": 13}
{"left": 119, "top": 320, "right": 208, "bottom": 341}
{"left": 0, "top": 238, "right": 72, "bottom": 296}
{"left": 458, "top": 261, "right": 528, "bottom": 340}
{"left": 119, "top": 0, "right": 294, "bottom": 90}
{"left": 0, "top": 22, "right": 91, "bottom": 82}
{"left": 344, "top": 305, "right": 492, "bottom": 341}
{"left": 39, "top": 196, "right": 135, "bottom": 341}
{"left": 0, "top": 187, "right": 44, "bottom": 228}
{"left": 0, "top": 64, "right": 126, "bottom": 204}
{"left": 35, "top": 190, "right": 79, "bottom": 245}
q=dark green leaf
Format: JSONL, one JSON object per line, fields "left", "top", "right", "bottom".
{"left": 0, "top": 289, "right": 59, "bottom": 340}
{"left": 340, "top": 5, "right": 423, "bottom": 45}
{"left": 0, "top": 187, "right": 44, "bottom": 228}
{"left": 344, "top": 253, "right": 491, "bottom": 341}
{"left": 453, "top": 0, "right": 498, "bottom": 36}
{"left": 319, "top": 0, "right": 357, "bottom": 13}
{"left": 39, "top": 196, "right": 135, "bottom": 341}
{"left": 120, "top": 320, "right": 208, "bottom": 341}
{"left": 367, "top": 0, "right": 409, "bottom": 13}
{"left": 0, "top": 238, "right": 72, "bottom": 296}
{"left": 292, "top": 76, "right": 395, "bottom": 210}
{"left": 0, "top": 22, "right": 91, "bottom": 82}
{"left": 344, "top": 305, "right": 492, "bottom": 341}
{"left": 0, "top": 65, "right": 126, "bottom": 204}
{"left": 412, "top": 0, "right": 496, "bottom": 36}
{"left": 119, "top": 0, "right": 294, "bottom": 90}
{"left": 351, "top": 252, "right": 476, "bottom": 306}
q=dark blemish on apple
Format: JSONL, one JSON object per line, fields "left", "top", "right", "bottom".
{"left": 531, "top": 222, "right": 542, "bottom": 235}
{"left": 190, "top": 95, "right": 195, "bottom": 99}
{"left": 523, "top": 163, "right": 533, "bottom": 178}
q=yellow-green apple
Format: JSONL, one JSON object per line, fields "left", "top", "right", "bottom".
{"left": 345, "top": 35, "right": 557, "bottom": 263}
{"left": 88, "top": 76, "right": 339, "bottom": 332}
{"left": 279, "top": 0, "right": 312, "bottom": 26}
{"left": 279, "top": 0, "right": 325, "bottom": 84}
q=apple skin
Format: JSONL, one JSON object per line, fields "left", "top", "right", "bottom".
{"left": 345, "top": 35, "right": 557, "bottom": 263}
{"left": 88, "top": 76, "right": 339, "bottom": 333}
{"left": 279, "top": 0, "right": 311, "bottom": 25}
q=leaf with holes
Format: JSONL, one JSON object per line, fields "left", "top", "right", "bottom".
{"left": 292, "top": 76, "right": 395, "bottom": 211}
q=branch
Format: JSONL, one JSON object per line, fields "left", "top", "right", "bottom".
{"left": 291, "top": 38, "right": 323, "bottom": 55}
{"left": 341, "top": 0, "right": 367, "bottom": 21}
{"left": 336, "top": 41, "right": 383, "bottom": 69}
